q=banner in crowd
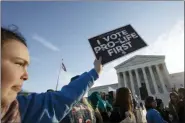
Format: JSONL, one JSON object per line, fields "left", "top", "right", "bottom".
{"left": 89, "top": 24, "right": 147, "bottom": 65}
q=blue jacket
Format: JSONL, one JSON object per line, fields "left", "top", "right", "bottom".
{"left": 17, "top": 69, "right": 98, "bottom": 123}
{"left": 146, "top": 109, "right": 166, "bottom": 123}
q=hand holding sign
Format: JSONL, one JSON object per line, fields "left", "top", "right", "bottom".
{"left": 94, "top": 56, "right": 103, "bottom": 75}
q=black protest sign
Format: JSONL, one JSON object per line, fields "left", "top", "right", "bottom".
{"left": 88, "top": 24, "right": 147, "bottom": 65}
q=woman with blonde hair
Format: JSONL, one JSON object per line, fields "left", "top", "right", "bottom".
{"left": 88, "top": 92, "right": 104, "bottom": 123}
{"left": 60, "top": 97, "right": 97, "bottom": 123}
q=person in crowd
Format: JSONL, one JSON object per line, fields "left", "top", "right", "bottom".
{"left": 172, "top": 87, "right": 178, "bottom": 94}
{"left": 108, "top": 91, "right": 115, "bottom": 105}
{"left": 82, "top": 97, "right": 97, "bottom": 122}
{"left": 105, "top": 94, "right": 110, "bottom": 105}
{"left": 1, "top": 27, "right": 103, "bottom": 123}
{"left": 132, "top": 98, "right": 139, "bottom": 122}
{"left": 177, "top": 88, "right": 185, "bottom": 123}
{"left": 105, "top": 96, "right": 113, "bottom": 113}
{"left": 88, "top": 92, "right": 101, "bottom": 110}
{"left": 156, "top": 98, "right": 170, "bottom": 122}
{"left": 98, "top": 92, "right": 107, "bottom": 112}
{"left": 140, "top": 102, "right": 144, "bottom": 110}
{"left": 133, "top": 98, "right": 137, "bottom": 110}
{"left": 156, "top": 99, "right": 164, "bottom": 116}
{"left": 60, "top": 97, "right": 96, "bottom": 123}
{"left": 168, "top": 92, "right": 179, "bottom": 123}
{"left": 109, "top": 87, "right": 136, "bottom": 123}
{"left": 138, "top": 102, "right": 147, "bottom": 123}
{"left": 88, "top": 92, "right": 104, "bottom": 123}
{"left": 98, "top": 92, "right": 113, "bottom": 122}
{"left": 100, "top": 92, "right": 113, "bottom": 111}
{"left": 47, "top": 89, "right": 54, "bottom": 92}
{"left": 60, "top": 75, "right": 96, "bottom": 123}
{"left": 145, "top": 96, "right": 167, "bottom": 123}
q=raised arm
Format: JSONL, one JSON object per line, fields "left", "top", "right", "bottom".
{"left": 17, "top": 58, "right": 102, "bottom": 123}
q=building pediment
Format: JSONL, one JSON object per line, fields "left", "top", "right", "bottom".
{"left": 115, "top": 55, "right": 165, "bottom": 70}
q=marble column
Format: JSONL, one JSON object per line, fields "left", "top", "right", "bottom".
{"left": 123, "top": 72, "right": 128, "bottom": 87}
{"left": 141, "top": 67, "right": 152, "bottom": 96}
{"left": 135, "top": 69, "right": 141, "bottom": 88}
{"left": 129, "top": 70, "right": 135, "bottom": 95}
{"left": 135, "top": 69, "right": 141, "bottom": 99}
{"left": 117, "top": 73, "right": 122, "bottom": 88}
{"left": 155, "top": 64, "right": 168, "bottom": 93}
{"left": 148, "top": 66, "right": 159, "bottom": 94}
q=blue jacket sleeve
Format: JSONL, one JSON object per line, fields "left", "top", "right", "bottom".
{"left": 17, "top": 69, "right": 98, "bottom": 123}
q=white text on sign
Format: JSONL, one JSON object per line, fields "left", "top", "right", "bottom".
{"left": 94, "top": 30, "right": 139, "bottom": 56}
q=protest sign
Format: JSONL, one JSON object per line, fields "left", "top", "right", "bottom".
{"left": 89, "top": 24, "right": 147, "bottom": 65}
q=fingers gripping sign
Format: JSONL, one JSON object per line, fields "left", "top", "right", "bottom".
{"left": 94, "top": 56, "right": 103, "bottom": 75}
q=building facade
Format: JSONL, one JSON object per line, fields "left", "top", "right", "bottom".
{"left": 170, "top": 72, "right": 184, "bottom": 89}
{"left": 88, "top": 83, "right": 118, "bottom": 96}
{"left": 88, "top": 55, "right": 184, "bottom": 106}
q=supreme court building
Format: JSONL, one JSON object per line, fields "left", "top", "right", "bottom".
{"left": 89, "top": 55, "right": 184, "bottom": 105}
{"left": 115, "top": 55, "right": 171, "bottom": 102}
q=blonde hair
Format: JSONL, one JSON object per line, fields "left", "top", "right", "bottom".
{"left": 81, "top": 97, "right": 94, "bottom": 120}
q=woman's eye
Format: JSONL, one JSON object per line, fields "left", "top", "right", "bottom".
{"left": 15, "top": 63, "right": 24, "bottom": 67}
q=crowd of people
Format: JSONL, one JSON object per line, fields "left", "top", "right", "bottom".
{"left": 58, "top": 85, "right": 136, "bottom": 123}
{"left": 57, "top": 82, "right": 185, "bottom": 123}
{"left": 145, "top": 88, "right": 185, "bottom": 123}
{"left": 1, "top": 26, "right": 185, "bottom": 123}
